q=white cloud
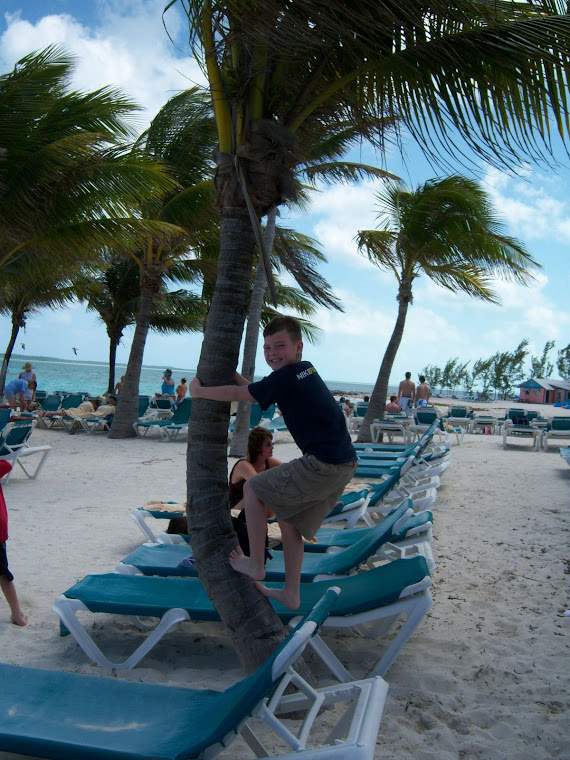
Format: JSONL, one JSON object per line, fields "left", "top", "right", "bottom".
{"left": 482, "top": 167, "right": 570, "bottom": 243}
{"left": 0, "top": 2, "right": 206, "bottom": 129}
{"left": 314, "top": 294, "right": 396, "bottom": 337}
{"left": 300, "top": 180, "right": 392, "bottom": 270}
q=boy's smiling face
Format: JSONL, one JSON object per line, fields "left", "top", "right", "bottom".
{"left": 263, "top": 330, "right": 303, "bottom": 371}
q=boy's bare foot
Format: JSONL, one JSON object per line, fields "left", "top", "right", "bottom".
{"left": 10, "top": 612, "right": 27, "bottom": 626}
{"left": 255, "top": 582, "right": 300, "bottom": 611}
{"left": 229, "top": 546, "right": 265, "bottom": 581}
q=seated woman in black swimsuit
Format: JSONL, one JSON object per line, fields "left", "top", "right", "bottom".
{"left": 167, "top": 427, "right": 281, "bottom": 555}
{"left": 228, "top": 426, "right": 282, "bottom": 511}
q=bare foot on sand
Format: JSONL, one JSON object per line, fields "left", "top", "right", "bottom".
{"left": 256, "top": 582, "right": 300, "bottom": 611}
{"left": 229, "top": 546, "right": 265, "bottom": 581}
{"left": 10, "top": 612, "right": 27, "bottom": 626}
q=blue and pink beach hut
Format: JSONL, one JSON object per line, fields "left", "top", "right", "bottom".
{"left": 518, "top": 378, "right": 570, "bottom": 406}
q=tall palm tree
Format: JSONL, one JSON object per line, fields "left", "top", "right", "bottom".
{"left": 108, "top": 87, "right": 219, "bottom": 437}
{"left": 73, "top": 256, "right": 204, "bottom": 393}
{"left": 355, "top": 176, "right": 539, "bottom": 440}
{"left": 0, "top": 46, "right": 182, "bottom": 274}
{"left": 168, "top": 0, "right": 570, "bottom": 671}
{"left": 0, "top": 261, "right": 74, "bottom": 394}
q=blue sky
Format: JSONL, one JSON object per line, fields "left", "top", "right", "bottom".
{"left": 1, "top": 0, "right": 569, "bottom": 387}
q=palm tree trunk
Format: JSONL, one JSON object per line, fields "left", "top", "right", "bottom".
{"left": 228, "top": 209, "right": 277, "bottom": 457}
{"left": 106, "top": 328, "right": 122, "bottom": 394}
{"left": 187, "top": 206, "right": 286, "bottom": 673}
{"left": 357, "top": 294, "right": 411, "bottom": 442}
{"left": 109, "top": 289, "right": 154, "bottom": 439}
{"left": 0, "top": 314, "right": 23, "bottom": 396}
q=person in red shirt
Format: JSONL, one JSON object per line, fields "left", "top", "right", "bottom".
{"left": 0, "top": 461, "right": 26, "bottom": 626}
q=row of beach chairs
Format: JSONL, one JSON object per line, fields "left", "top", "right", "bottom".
{"left": 0, "top": 423, "right": 448, "bottom": 757}
{"left": 132, "top": 400, "right": 286, "bottom": 441}
{"left": 406, "top": 405, "right": 570, "bottom": 451}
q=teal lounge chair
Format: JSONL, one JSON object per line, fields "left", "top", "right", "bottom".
{"left": 76, "top": 413, "right": 115, "bottom": 434}
{"left": 53, "top": 557, "right": 432, "bottom": 677}
{"left": 129, "top": 490, "right": 371, "bottom": 545}
{"left": 355, "top": 451, "right": 448, "bottom": 481}
{"left": 129, "top": 488, "right": 417, "bottom": 546}
{"left": 542, "top": 417, "right": 570, "bottom": 450}
{"left": 354, "top": 447, "right": 447, "bottom": 486}
{"left": 137, "top": 394, "right": 151, "bottom": 417}
{"left": 353, "top": 421, "right": 449, "bottom": 459}
{"left": 34, "top": 394, "right": 63, "bottom": 427}
{"left": 133, "top": 397, "right": 192, "bottom": 438}
{"left": 49, "top": 393, "right": 85, "bottom": 429}
{"left": 0, "top": 408, "right": 12, "bottom": 431}
{"left": 497, "top": 407, "right": 526, "bottom": 431}
{"left": 319, "top": 488, "right": 371, "bottom": 529}
{"left": 116, "top": 499, "right": 435, "bottom": 579}
{"left": 260, "top": 413, "right": 289, "bottom": 442}
{"left": 3, "top": 588, "right": 390, "bottom": 760}
{"left": 229, "top": 402, "right": 276, "bottom": 433}
{"left": 360, "top": 466, "right": 439, "bottom": 516}
{"left": 0, "top": 420, "right": 51, "bottom": 482}
{"left": 310, "top": 508, "right": 433, "bottom": 552}
{"left": 502, "top": 420, "right": 541, "bottom": 451}
{"left": 162, "top": 398, "right": 194, "bottom": 440}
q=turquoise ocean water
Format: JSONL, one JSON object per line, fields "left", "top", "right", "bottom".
{"left": 2, "top": 353, "right": 381, "bottom": 398}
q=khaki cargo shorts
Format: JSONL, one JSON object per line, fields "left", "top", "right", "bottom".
{"left": 248, "top": 455, "right": 357, "bottom": 540}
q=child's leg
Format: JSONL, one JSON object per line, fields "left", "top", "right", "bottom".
{"left": 256, "top": 521, "right": 303, "bottom": 610}
{"left": 0, "top": 576, "right": 27, "bottom": 626}
{"left": 229, "top": 480, "right": 268, "bottom": 581}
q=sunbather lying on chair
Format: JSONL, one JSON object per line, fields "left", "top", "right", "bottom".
{"left": 38, "top": 396, "right": 116, "bottom": 420}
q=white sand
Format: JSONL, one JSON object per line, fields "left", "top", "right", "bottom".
{"left": 0, "top": 400, "right": 568, "bottom": 759}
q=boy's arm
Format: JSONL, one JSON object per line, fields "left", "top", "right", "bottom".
{"left": 189, "top": 377, "right": 255, "bottom": 403}
{"left": 234, "top": 372, "right": 251, "bottom": 386}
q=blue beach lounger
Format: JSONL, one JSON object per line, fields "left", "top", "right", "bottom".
{"left": 132, "top": 397, "right": 192, "bottom": 438}
{"left": 116, "top": 499, "right": 435, "bottom": 578}
{"left": 130, "top": 489, "right": 372, "bottom": 544}
{"left": 0, "top": 420, "right": 51, "bottom": 482}
{"left": 2, "top": 588, "right": 390, "bottom": 760}
{"left": 53, "top": 556, "right": 433, "bottom": 677}
{"left": 309, "top": 508, "right": 433, "bottom": 552}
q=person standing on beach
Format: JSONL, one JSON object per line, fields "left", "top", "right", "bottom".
{"left": 18, "top": 362, "right": 36, "bottom": 410}
{"left": 397, "top": 372, "right": 415, "bottom": 416}
{"left": 0, "top": 461, "right": 26, "bottom": 626}
{"left": 190, "top": 315, "right": 357, "bottom": 610}
{"left": 114, "top": 375, "right": 125, "bottom": 395}
{"left": 176, "top": 378, "right": 188, "bottom": 404}
{"left": 415, "top": 375, "right": 431, "bottom": 407}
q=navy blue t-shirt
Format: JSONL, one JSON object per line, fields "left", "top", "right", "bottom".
{"left": 248, "top": 361, "right": 356, "bottom": 464}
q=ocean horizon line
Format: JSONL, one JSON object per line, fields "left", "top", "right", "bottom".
{"left": 1, "top": 352, "right": 379, "bottom": 396}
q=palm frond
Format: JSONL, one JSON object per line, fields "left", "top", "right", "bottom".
{"left": 300, "top": 162, "right": 398, "bottom": 186}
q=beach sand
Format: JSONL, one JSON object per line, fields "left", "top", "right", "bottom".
{"left": 0, "top": 400, "right": 568, "bottom": 759}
